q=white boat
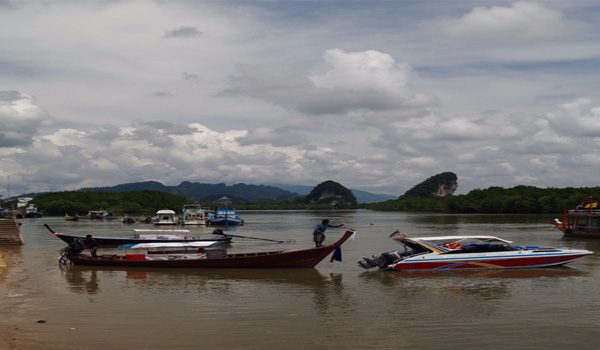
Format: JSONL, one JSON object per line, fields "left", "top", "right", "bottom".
{"left": 154, "top": 209, "right": 177, "bottom": 225}
{"left": 359, "top": 232, "right": 592, "bottom": 271}
{"left": 180, "top": 204, "right": 207, "bottom": 225}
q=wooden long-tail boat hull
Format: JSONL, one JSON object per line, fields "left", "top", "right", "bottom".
{"left": 63, "top": 230, "right": 355, "bottom": 269}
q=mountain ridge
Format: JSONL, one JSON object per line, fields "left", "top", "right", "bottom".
{"left": 75, "top": 181, "right": 397, "bottom": 204}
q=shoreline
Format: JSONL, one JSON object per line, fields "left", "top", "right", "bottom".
{"left": 0, "top": 248, "right": 23, "bottom": 350}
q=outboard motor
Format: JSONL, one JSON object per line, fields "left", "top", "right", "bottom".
{"left": 59, "top": 239, "right": 84, "bottom": 265}
{"left": 359, "top": 251, "right": 405, "bottom": 269}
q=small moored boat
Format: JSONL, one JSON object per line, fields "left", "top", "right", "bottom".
{"left": 64, "top": 214, "right": 79, "bottom": 221}
{"left": 207, "top": 208, "right": 244, "bottom": 226}
{"left": 84, "top": 210, "right": 117, "bottom": 220}
{"left": 24, "top": 204, "right": 42, "bottom": 218}
{"left": 154, "top": 209, "right": 177, "bottom": 225}
{"left": 59, "top": 229, "right": 356, "bottom": 269}
{"left": 180, "top": 204, "right": 207, "bottom": 225}
{"left": 359, "top": 232, "right": 592, "bottom": 271}
{"left": 121, "top": 216, "right": 136, "bottom": 224}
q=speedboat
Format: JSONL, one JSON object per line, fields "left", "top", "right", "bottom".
{"left": 359, "top": 232, "right": 592, "bottom": 271}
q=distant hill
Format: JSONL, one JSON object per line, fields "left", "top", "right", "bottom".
{"left": 400, "top": 172, "right": 458, "bottom": 199}
{"left": 269, "top": 183, "right": 397, "bottom": 203}
{"left": 304, "top": 180, "right": 357, "bottom": 209}
{"left": 74, "top": 181, "right": 396, "bottom": 204}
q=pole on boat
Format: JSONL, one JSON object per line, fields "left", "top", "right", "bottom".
{"left": 44, "top": 223, "right": 56, "bottom": 233}
{"left": 211, "top": 229, "right": 291, "bottom": 243}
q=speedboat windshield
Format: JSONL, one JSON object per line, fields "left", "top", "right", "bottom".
{"left": 394, "top": 236, "right": 514, "bottom": 254}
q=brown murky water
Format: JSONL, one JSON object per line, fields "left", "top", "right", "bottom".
{"left": 2, "top": 211, "right": 599, "bottom": 349}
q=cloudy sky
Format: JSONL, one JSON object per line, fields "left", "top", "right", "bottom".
{"left": 2, "top": 0, "right": 600, "bottom": 197}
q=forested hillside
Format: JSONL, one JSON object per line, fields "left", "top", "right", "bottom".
{"left": 367, "top": 185, "right": 600, "bottom": 214}
{"left": 32, "top": 190, "right": 187, "bottom": 216}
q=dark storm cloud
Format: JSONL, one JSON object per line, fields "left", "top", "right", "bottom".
{"left": 163, "top": 26, "right": 203, "bottom": 39}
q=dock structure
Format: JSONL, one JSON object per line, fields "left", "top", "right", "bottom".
{"left": 0, "top": 218, "right": 24, "bottom": 245}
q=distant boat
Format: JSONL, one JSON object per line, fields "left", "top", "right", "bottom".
{"left": 64, "top": 214, "right": 79, "bottom": 221}
{"left": 84, "top": 210, "right": 117, "bottom": 220}
{"left": 121, "top": 216, "right": 136, "bottom": 224}
{"left": 207, "top": 208, "right": 244, "bottom": 226}
{"left": 137, "top": 216, "right": 153, "bottom": 224}
{"left": 180, "top": 204, "right": 207, "bottom": 225}
{"left": 550, "top": 197, "right": 600, "bottom": 238}
{"left": 154, "top": 209, "right": 177, "bottom": 225}
{"left": 24, "top": 204, "right": 42, "bottom": 218}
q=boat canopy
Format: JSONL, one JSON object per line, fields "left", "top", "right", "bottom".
{"left": 395, "top": 236, "right": 513, "bottom": 244}
{"left": 156, "top": 209, "right": 176, "bottom": 215}
{"left": 392, "top": 235, "right": 515, "bottom": 254}
{"left": 119, "top": 241, "right": 221, "bottom": 249}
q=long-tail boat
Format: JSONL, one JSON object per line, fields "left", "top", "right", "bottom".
{"left": 59, "top": 229, "right": 356, "bottom": 269}
{"left": 45, "top": 224, "right": 232, "bottom": 247}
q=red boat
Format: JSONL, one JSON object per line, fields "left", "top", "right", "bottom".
{"left": 61, "top": 230, "right": 356, "bottom": 269}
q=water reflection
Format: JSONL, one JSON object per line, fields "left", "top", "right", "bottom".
{"left": 57, "top": 266, "right": 352, "bottom": 313}
{"left": 360, "top": 266, "right": 587, "bottom": 282}
{"left": 60, "top": 265, "right": 101, "bottom": 294}
{"left": 359, "top": 267, "right": 587, "bottom": 301}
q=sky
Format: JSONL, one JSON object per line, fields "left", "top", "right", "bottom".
{"left": 2, "top": 0, "right": 600, "bottom": 197}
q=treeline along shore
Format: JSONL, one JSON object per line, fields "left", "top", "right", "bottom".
{"left": 368, "top": 185, "right": 600, "bottom": 214}
{"left": 14, "top": 185, "right": 600, "bottom": 216}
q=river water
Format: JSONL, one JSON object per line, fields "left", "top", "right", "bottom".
{"left": 2, "top": 210, "right": 599, "bottom": 349}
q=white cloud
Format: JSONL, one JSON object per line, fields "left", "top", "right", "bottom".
{"left": 226, "top": 49, "right": 435, "bottom": 116}
{"left": 0, "top": 91, "right": 52, "bottom": 147}
{"left": 440, "top": 2, "right": 571, "bottom": 42}
{"left": 311, "top": 49, "right": 412, "bottom": 92}
{"left": 546, "top": 99, "right": 600, "bottom": 137}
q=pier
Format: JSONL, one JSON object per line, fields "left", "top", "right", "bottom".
{"left": 0, "top": 218, "right": 24, "bottom": 244}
